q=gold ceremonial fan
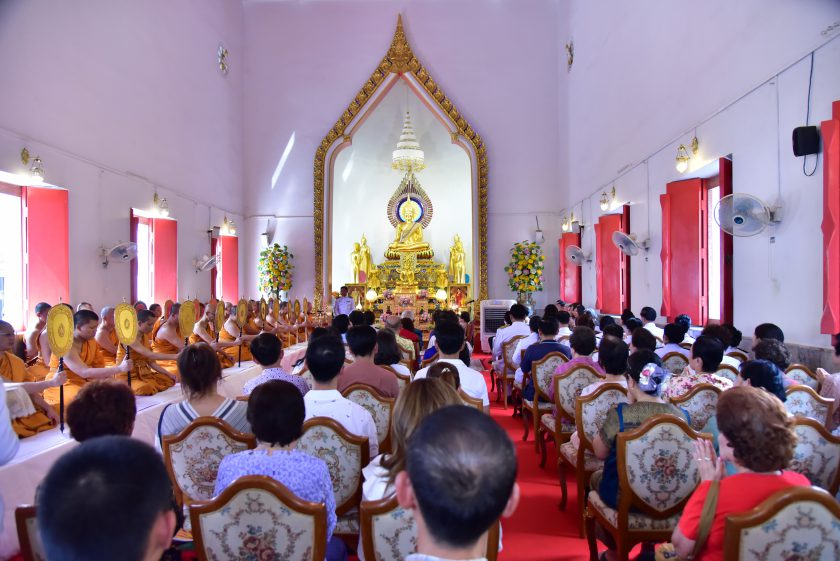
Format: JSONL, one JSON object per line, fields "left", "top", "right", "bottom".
{"left": 215, "top": 300, "right": 226, "bottom": 329}
{"left": 236, "top": 299, "right": 248, "bottom": 327}
{"left": 293, "top": 299, "right": 301, "bottom": 318}
{"left": 114, "top": 303, "right": 138, "bottom": 346}
{"left": 46, "top": 305, "right": 74, "bottom": 358}
{"left": 303, "top": 297, "right": 309, "bottom": 313}
{"left": 179, "top": 300, "right": 196, "bottom": 339}
{"left": 259, "top": 298, "right": 267, "bottom": 322}
{"left": 272, "top": 299, "right": 280, "bottom": 320}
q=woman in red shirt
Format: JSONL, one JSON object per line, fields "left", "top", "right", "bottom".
{"left": 671, "top": 386, "right": 809, "bottom": 561}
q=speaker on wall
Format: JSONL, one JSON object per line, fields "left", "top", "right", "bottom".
{"left": 792, "top": 126, "right": 820, "bottom": 157}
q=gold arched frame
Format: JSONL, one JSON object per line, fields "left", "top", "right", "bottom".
{"left": 313, "top": 15, "right": 488, "bottom": 311}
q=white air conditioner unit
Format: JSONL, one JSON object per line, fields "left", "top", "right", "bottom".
{"left": 480, "top": 299, "right": 516, "bottom": 353}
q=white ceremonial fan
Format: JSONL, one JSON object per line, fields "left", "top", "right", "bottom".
{"left": 612, "top": 231, "right": 649, "bottom": 257}
{"left": 565, "top": 245, "right": 591, "bottom": 266}
{"left": 714, "top": 194, "right": 781, "bottom": 237}
{"left": 100, "top": 242, "right": 138, "bottom": 268}
{"left": 193, "top": 254, "right": 219, "bottom": 273}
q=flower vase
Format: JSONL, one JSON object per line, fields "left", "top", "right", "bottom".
{"left": 517, "top": 292, "right": 535, "bottom": 313}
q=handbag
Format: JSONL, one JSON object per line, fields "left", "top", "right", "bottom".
{"left": 654, "top": 480, "right": 720, "bottom": 561}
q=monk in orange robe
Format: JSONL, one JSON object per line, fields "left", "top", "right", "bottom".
{"left": 94, "top": 306, "right": 118, "bottom": 367}
{"left": 152, "top": 303, "right": 184, "bottom": 376}
{"left": 116, "top": 309, "right": 178, "bottom": 395}
{"left": 43, "top": 309, "right": 132, "bottom": 410}
{"left": 24, "top": 302, "right": 52, "bottom": 381}
{"left": 219, "top": 304, "right": 257, "bottom": 362}
{"left": 0, "top": 321, "right": 65, "bottom": 437}
{"left": 190, "top": 304, "right": 236, "bottom": 368}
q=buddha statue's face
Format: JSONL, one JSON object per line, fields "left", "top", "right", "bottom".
{"left": 361, "top": 235, "right": 367, "bottom": 244}
{"left": 354, "top": 243, "right": 360, "bottom": 251}
{"left": 403, "top": 204, "right": 416, "bottom": 222}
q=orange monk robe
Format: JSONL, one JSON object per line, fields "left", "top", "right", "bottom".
{"left": 26, "top": 334, "right": 50, "bottom": 381}
{"left": 152, "top": 328, "right": 181, "bottom": 377}
{"left": 115, "top": 333, "right": 174, "bottom": 395}
{"left": 219, "top": 326, "right": 252, "bottom": 362}
{"left": 99, "top": 329, "right": 118, "bottom": 367}
{"left": 43, "top": 339, "right": 105, "bottom": 409}
{"left": 0, "top": 351, "right": 55, "bottom": 437}
{"left": 189, "top": 323, "right": 235, "bottom": 369}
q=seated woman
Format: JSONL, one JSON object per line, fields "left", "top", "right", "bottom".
{"left": 426, "top": 361, "right": 461, "bottom": 391}
{"left": 815, "top": 333, "right": 840, "bottom": 431}
{"left": 157, "top": 343, "right": 249, "bottom": 444}
{"left": 214, "top": 380, "right": 344, "bottom": 561}
{"left": 671, "top": 386, "right": 809, "bottom": 560}
{"left": 373, "top": 329, "right": 411, "bottom": 379}
{"left": 67, "top": 380, "right": 137, "bottom": 441}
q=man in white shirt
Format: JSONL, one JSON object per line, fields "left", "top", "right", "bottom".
{"left": 0, "top": 378, "right": 20, "bottom": 535}
{"left": 415, "top": 320, "right": 490, "bottom": 412}
{"left": 303, "top": 333, "right": 379, "bottom": 457}
{"left": 492, "top": 304, "right": 531, "bottom": 366}
{"left": 556, "top": 310, "right": 573, "bottom": 339}
{"left": 512, "top": 316, "right": 540, "bottom": 386}
{"left": 333, "top": 286, "right": 355, "bottom": 317}
{"left": 640, "top": 306, "right": 664, "bottom": 341}
{"left": 655, "top": 323, "right": 691, "bottom": 359}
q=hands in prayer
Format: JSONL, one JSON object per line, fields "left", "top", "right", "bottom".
{"left": 693, "top": 439, "right": 724, "bottom": 481}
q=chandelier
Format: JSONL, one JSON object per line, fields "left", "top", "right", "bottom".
{"left": 391, "top": 111, "right": 426, "bottom": 172}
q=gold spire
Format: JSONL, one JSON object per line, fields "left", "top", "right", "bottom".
{"left": 388, "top": 14, "right": 412, "bottom": 73}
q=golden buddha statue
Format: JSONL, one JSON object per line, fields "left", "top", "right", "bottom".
{"left": 385, "top": 200, "right": 434, "bottom": 259}
{"left": 351, "top": 242, "right": 362, "bottom": 283}
{"left": 449, "top": 234, "right": 466, "bottom": 284}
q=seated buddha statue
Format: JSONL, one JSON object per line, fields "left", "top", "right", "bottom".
{"left": 385, "top": 202, "right": 434, "bottom": 259}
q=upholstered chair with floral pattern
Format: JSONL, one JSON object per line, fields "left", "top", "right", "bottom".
{"left": 661, "top": 352, "right": 689, "bottom": 375}
{"left": 557, "top": 383, "right": 628, "bottom": 536}
{"left": 496, "top": 335, "right": 525, "bottom": 409}
{"left": 723, "top": 486, "right": 840, "bottom": 560}
{"left": 190, "top": 475, "right": 327, "bottom": 561}
{"left": 714, "top": 364, "right": 739, "bottom": 384}
{"left": 785, "top": 363, "right": 821, "bottom": 391}
{"left": 298, "top": 367, "right": 315, "bottom": 390}
{"left": 15, "top": 505, "right": 46, "bottom": 561}
{"left": 459, "top": 389, "right": 484, "bottom": 412}
{"left": 522, "top": 352, "right": 568, "bottom": 449}
{"left": 785, "top": 385, "right": 834, "bottom": 426}
{"left": 585, "top": 414, "right": 711, "bottom": 561}
{"left": 342, "top": 383, "right": 395, "bottom": 455}
{"left": 298, "top": 417, "right": 370, "bottom": 537}
{"left": 380, "top": 365, "right": 410, "bottom": 392}
{"left": 669, "top": 383, "right": 722, "bottom": 431}
{"left": 789, "top": 417, "right": 840, "bottom": 495}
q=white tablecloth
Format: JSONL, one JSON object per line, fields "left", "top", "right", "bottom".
{"left": 0, "top": 362, "right": 261, "bottom": 559}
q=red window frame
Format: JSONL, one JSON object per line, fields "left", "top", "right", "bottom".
{"left": 822, "top": 100, "right": 840, "bottom": 334}
{"left": 23, "top": 186, "right": 70, "bottom": 323}
{"left": 216, "top": 235, "right": 239, "bottom": 303}
{"left": 595, "top": 205, "right": 630, "bottom": 314}
{"left": 130, "top": 211, "right": 178, "bottom": 305}
{"left": 559, "top": 232, "right": 581, "bottom": 303}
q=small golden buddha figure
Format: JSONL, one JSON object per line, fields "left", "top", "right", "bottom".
{"left": 385, "top": 201, "right": 434, "bottom": 259}
{"left": 449, "top": 234, "right": 466, "bottom": 284}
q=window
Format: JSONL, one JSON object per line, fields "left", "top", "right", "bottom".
{"left": 131, "top": 210, "right": 178, "bottom": 305}
{"left": 216, "top": 235, "right": 239, "bottom": 303}
{"left": 0, "top": 189, "right": 23, "bottom": 328}
{"left": 559, "top": 232, "right": 582, "bottom": 303}
{"left": 135, "top": 217, "right": 153, "bottom": 305}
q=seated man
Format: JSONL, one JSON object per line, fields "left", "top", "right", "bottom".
{"left": 151, "top": 303, "right": 184, "bottom": 375}
{"left": 663, "top": 334, "right": 733, "bottom": 401}
{"left": 38, "top": 436, "right": 177, "bottom": 561}
{"left": 630, "top": 326, "right": 657, "bottom": 353}
{"left": 512, "top": 315, "right": 541, "bottom": 377}
{"left": 332, "top": 314, "right": 350, "bottom": 344}
{"left": 556, "top": 310, "right": 573, "bottom": 339}
{"left": 753, "top": 322, "right": 784, "bottom": 347}
{"left": 640, "top": 306, "right": 663, "bottom": 340}
{"left": 492, "top": 304, "right": 530, "bottom": 372}
{"left": 655, "top": 323, "right": 691, "bottom": 359}
{"left": 25, "top": 301, "right": 52, "bottom": 380}
{"left": 521, "top": 318, "right": 573, "bottom": 402}
{"left": 545, "top": 325, "right": 601, "bottom": 403}
{"left": 415, "top": 319, "right": 490, "bottom": 412}
{"left": 396, "top": 406, "right": 520, "bottom": 561}
{"left": 303, "top": 334, "right": 379, "bottom": 457}
{"left": 44, "top": 309, "right": 132, "bottom": 409}
{"left": 702, "top": 324, "right": 741, "bottom": 368}
{"left": 0, "top": 320, "right": 63, "bottom": 436}
{"left": 219, "top": 304, "right": 259, "bottom": 362}
{"left": 242, "top": 332, "right": 309, "bottom": 396}
{"left": 116, "top": 310, "right": 179, "bottom": 395}
{"left": 190, "top": 303, "right": 236, "bottom": 368}
{"left": 95, "top": 306, "right": 118, "bottom": 367}
{"left": 348, "top": 310, "right": 365, "bottom": 328}
{"left": 338, "top": 325, "right": 399, "bottom": 397}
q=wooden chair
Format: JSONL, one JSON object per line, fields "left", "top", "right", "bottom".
{"left": 785, "top": 385, "right": 834, "bottom": 426}
{"left": 584, "top": 414, "right": 712, "bottom": 561}
{"left": 161, "top": 416, "right": 257, "bottom": 507}
{"left": 400, "top": 358, "right": 416, "bottom": 375}
{"left": 669, "top": 383, "right": 722, "bottom": 431}
{"left": 679, "top": 342, "right": 693, "bottom": 350}
{"left": 521, "top": 352, "right": 568, "bottom": 449}
{"left": 715, "top": 364, "right": 739, "bottom": 384}
{"left": 789, "top": 417, "right": 840, "bottom": 494}
{"left": 785, "top": 363, "right": 821, "bottom": 391}
{"left": 419, "top": 353, "right": 438, "bottom": 370}
{"left": 726, "top": 349, "right": 748, "bottom": 363}
{"left": 15, "top": 505, "right": 46, "bottom": 561}
{"left": 381, "top": 364, "right": 410, "bottom": 391}
{"left": 296, "top": 365, "right": 315, "bottom": 390}
{"left": 661, "top": 351, "right": 689, "bottom": 375}
{"left": 190, "top": 475, "right": 327, "bottom": 561}
{"left": 298, "top": 417, "right": 370, "bottom": 537}
{"left": 342, "top": 383, "right": 395, "bottom": 455}
{"left": 459, "top": 388, "right": 485, "bottom": 411}
{"left": 723, "top": 486, "right": 840, "bottom": 560}
{"left": 557, "top": 383, "right": 628, "bottom": 535}
{"left": 495, "top": 335, "right": 525, "bottom": 409}
{"left": 557, "top": 335, "right": 570, "bottom": 345}
{"left": 360, "top": 495, "right": 501, "bottom": 561}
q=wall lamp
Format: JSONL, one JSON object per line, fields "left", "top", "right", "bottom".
{"left": 153, "top": 193, "right": 169, "bottom": 217}
{"left": 600, "top": 186, "right": 616, "bottom": 211}
{"left": 675, "top": 137, "right": 699, "bottom": 173}
{"left": 561, "top": 211, "right": 576, "bottom": 232}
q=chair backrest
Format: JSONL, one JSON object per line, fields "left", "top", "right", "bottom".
{"left": 381, "top": 364, "right": 410, "bottom": 391}
{"left": 342, "top": 383, "right": 395, "bottom": 453}
{"left": 617, "top": 414, "right": 711, "bottom": 519}
{"left": 575, "top": 383, "right": 628, "bottom": 454}
{"left": 419, "top": 353, "right": 438, "bottom": 370}
{"left": 785, "top": 385, "right": 834, "bottom": 426}
{"left": 162, "top": 416, "right": 257, "bottom": 505}
{"left": 679, "top": 342, "right": 692, "bottom": 350}
{"left": 502, "top": 335, "right": 525, "bottom": 373}
{"left": 400, "top": 358, "right": 415, "bottom": 374}
{"left": 789, "top": 417, "right": 840, "bottom": 495}
{"left": 532, "top": 352, "right": 569, "bottom": 401}
{"left": 669, "top": 383, "right": 722, "bottom": 431}
{"left": 726, "top": 350, "right": 748, "bottom": 363}
{"left": 661, "top": 352, "right": 689, "bottom": 375}
{"left": 715, "top": 364, "right": 739, "bottom": 384}
{"left": 298, "top": 417, "right": 370, "bottom": 515}
{"left": 554, "top": 364, "right": 603, "bottom": 421}
{"left": 190, "top": 475, "right": 327, "bottom": 561}
{"left": 459, "top": 388, "right": 484, "bottom": 411}
{"left": 360, "top": 495, "right": 501, "bottom": 561}
{"left": 557, "top": 335, "right": 570, "bottom": 345}
{"left": 785, "top": 363, "right": 820, "bottom": 391}
{"left": 723, "top": 486, "right": 840, "bottom": 561}
{"left": 15, "top": 505, "right": 46, "bottom": 561}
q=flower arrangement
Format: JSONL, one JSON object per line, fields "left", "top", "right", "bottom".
{"left": 417, "top": 289, "right": 429, "bottom": 299}
{"left": 505, "top": 241, "right": 545, "bottom": 294}
{"left": 258, "top": 243, "right": 294, "bottom": 297}
{"left": 398, "top": 296, "right": 413, "bottom": 307}
{"left": 383, "top": 289, "right": 394, "bottom": 301}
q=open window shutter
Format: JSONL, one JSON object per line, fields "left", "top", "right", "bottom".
{"left": 218, "top": 235, "right": 239, "bottom": 302}
{"left": 130, "top": 210, "right": 140, "bottom": 303}
{"left": 597, "top": 212, "right": 628, "bottom": 315}
{"left": 720, "top": 158, "right": 734, "bottom": 325}
{"left": 660, "top": 179, "right": 706, "bottom": 324}
{"left": 210, "top": 237, "right": 219, "bottom": 300}
{"left": 23, "top": 187, "right": 69, "bottom": 317}
{"left": 821, "top": 100, "right": 840, "bottom": 334}
{"left": 594, "top": 222, "right": 603, "bottom": 310}
{"left": 559, "top": 232, "right": 581, "bottom": 303}
{"left": 151, "top": 218, "right": 177, "bottom": 304}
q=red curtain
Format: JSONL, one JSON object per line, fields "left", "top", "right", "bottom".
{"left": 218, "top": 235, "right": 239, "bottom": 303}
{"left": 152, "top": 218, "right": 178, "bottom": 304}
{"left": 822, "top": 100, "right": 840, "bottom": 334}
{"left": 23, "top": 187, "right": 69, "bottom": 318}
{"left": 595, "top": 208, "right": 630, "bottom": 315}
{"left": 559, "top": 232, "right": 581, "bottom": 303}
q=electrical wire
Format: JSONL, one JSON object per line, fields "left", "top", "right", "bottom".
{"left": 803, "top": 51, "right": 819, "bottom": 177}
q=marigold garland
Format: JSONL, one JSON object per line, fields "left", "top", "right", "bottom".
{"left": 504, "top": 241, "right": 545, "bottom": 294}
{"left": 258, "top": 243, "right": 294, "bottom": 297}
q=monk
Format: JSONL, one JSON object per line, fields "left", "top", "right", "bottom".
{"left": 134, "top": 301, "right": 147, "bottom": 312}
{"left": 219, "top": 303, "right": 258, "bottom": 362}
{"left": 24, "top": 302, "right": 52, "bottom": 380}
{"left": 149, "top": 303, "right": 162, "bottom": 319}
{"left": 152, "top": 303, "right": 183, "bottom": 376}
{"left": 95, "top": 306, "right": 118, "bottom": 367}
{"left": 116, "top": 310, "right": 178, "bottom": 395}
{"left": 190, "top": 304, "right": 237, "bottom": 368}
{"left": 0, "top": 320, "right": 65, "bottom": 437}
{"left": 43, "top": 309, "right": 132, "bottom": 409}
{"left": 76, "top": 302, "right": 94, "bottom": 312}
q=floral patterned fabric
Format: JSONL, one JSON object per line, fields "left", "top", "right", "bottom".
{"left": 714, "top": 366, "right": 739, "bottom": 384}
{"left": 790, "top": 423, "right": 840, "bottom": 492}
{"left": 345, "top": 388, "right": 393, "bottom": 447}
{"left": 368, "top": 503, "right": 417, "bottom": 561}
{"left": 587, "top": 489, "right": 681, "bottom": 531}
{"left": 580, "top": 387, "right": 627, "bottom": 446}
{"left": 560, "top": 441, "right": 601, "bottom": 471}
{"left": 533, "top": 354, "right": 568, "bottom": 398}
{"left": 298, "top": 423, "right": 365, "bottom": 514}
{"left": 196, "top": 488, "right": 318, "bottom": 561}
{"left": 786, "top": 366, "right": 820, "bottom": 391}
{"left": 661, "top": 353, "right": 689, "bottom": 375}
{"left": 736, "top": 501, "right": 840, "bottom": 560}
{"left": 786, "top": 388, "right": 832, "bottom": 424}
{"left": 671, "top": 386, "right": 720, "bottom": 431}
{"left": 662, "top": 369, "right": 732, "bottom": 401}
{"left": 556, "top": 366, "right": 603, "bottom": 420}
{"left": 540, "top": 413, "right": 575, "bottom": 435}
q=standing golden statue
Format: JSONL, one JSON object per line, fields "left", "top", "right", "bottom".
{"left": 449, "top": 234, "right": 466, "bottom": 284}
{"left": 351, "top": 242, "right": 362, "bottom": 283}
{"left": 359, "top": 234, "right": 372, "bottom": 280}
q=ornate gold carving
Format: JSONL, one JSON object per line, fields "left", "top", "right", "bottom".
{"left": 313, "top": 14, "right": 489, "bottom": 314}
